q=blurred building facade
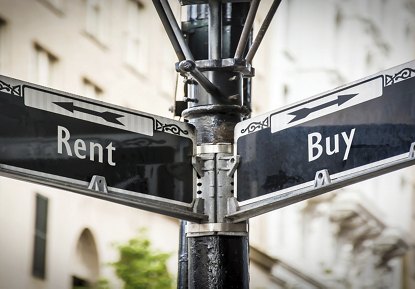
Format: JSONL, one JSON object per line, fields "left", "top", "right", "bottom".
{"left": 0, "top": 1, "right": 183, "bottom": 289}
{"left": 250, "top": 0, "right": 415, "bottom": 288}
{"left": 0, "top": 0, "right": 415, "bottom": 289}
{"left": 0, "top": 1, "right": 277, "bottom": 289}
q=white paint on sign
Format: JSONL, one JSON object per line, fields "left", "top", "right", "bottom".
{"left": 270, "top": 76, "right": 383, "bottom": 133}
{"left": 24, "top": 86, "right": 154, "bottom": 136}
{"left": 57, "top": 125, "right": 116, "bottom": 166}
{"left": 308, "top": 128, "right": 356, "bottom": 162}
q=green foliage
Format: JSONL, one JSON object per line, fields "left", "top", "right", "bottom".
{"left": 73, "top": 278, "right": 110, "bottom": 289}
{"left": 111, "top": 231, "right": 174, "bottom": 289}
{"left": 72, "top": 278, "right": 111, "bottom": 289}
{"left": 94, "top": 279, "right": 111, "bottom": 289}
{"left": 72, "top": 231, "right": 173, "bottom": 289}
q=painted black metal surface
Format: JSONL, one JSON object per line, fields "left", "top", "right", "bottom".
{"left": 188, "top": 236, "right": 249, "bottom": 289}
{"left": 0, "top": 80, "right": 194, "bottom": 204}
{"left": 236, "top": 67, "right": 415, "bottom": 202}
{"left": 177, "top": 220, "right": 189, "bottom": 289}
{"left": 180, "top": 3, "right": 252, "bottom": 289}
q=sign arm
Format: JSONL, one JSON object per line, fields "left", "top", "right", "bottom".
{"left": 0, "top": 164, "right": 207, "bottom": 222}
{"left": 229, "top": 141, "right": 415, "bottom": 223}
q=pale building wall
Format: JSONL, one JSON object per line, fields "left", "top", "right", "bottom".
{"left": 0, "top": 0, "right": 178, "bottom": 117}
{"left": 0, "top": 0, "right": 182, "bottom": 288}
{"left": 2, "top": 0, "right": 415, "bottom": 289}
{"left": 250, "top": 0, "right": 415, "bottom": 288}
{"left": 0, "top": 179, "right": 181, "bottom": 289}
{"left": 0, "top": 1, "right": 278, "bottom": 288}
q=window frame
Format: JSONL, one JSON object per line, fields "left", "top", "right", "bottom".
{"left": 124, "top": 0, "right": 148, "bottom": 75}
{"left": 32, "top": 194, "right": 49, "bottom": 279}
{"left": 33, "top": 43, "right": 59, "bottom": 87}
{"left": 82, "top": 77, "right": 103, "bottom": 99}
{"left": 0, "top": 17, "right": 7, "bottom": 71}
{"left": 84, "top": 0, "right": 108, "bottom": 46}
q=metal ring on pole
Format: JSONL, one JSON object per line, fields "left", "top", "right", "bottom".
{"left": 186, "top": 222, "right": 248, "bottom": 237}
{"left": 196, "top": 143, "right": 233, "bottom": 154}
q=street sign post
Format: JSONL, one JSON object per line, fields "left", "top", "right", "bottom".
{"left": 0, "top": 75, "right": 205, "bottom": 222}
{"left": 230, "top": 60, "right": 415, "bottom": 222}
{"left": 2, "top": 0, "right": 415, "bottom": 287}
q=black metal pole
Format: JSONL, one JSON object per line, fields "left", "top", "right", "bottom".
{"left": 246, "top": 0, "right": 282, "bottom": 63}
{"left": 152, "top": 0, "right": 278, "bottom": 286}
{"left": 208, "top": 0, "right": 222, "bottom": 60}
{"left": 234, "top": 0, "right": 260, "bottom": 60}
{"left": 177, "top": 220, "right": 188, "bottom": 289}
{"left": 188, "top": 235, "right": 249, "bottom": 288}
{"left": 152, "top": 0, "right": 187, "bottom": 61}
{"left": 181, "top": 3, "right": 251, "bottom": 288}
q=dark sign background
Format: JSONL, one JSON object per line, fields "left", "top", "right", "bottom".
{"left": 0, "top": 90, "right": 194, "bottom": 203}
{"left": 237, "top": 76, "right": 415, "bottom": 202}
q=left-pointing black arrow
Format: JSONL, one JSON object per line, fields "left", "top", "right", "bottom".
{"left": 288, "top": 93, "right": 358, "bottom": 123}
{"left": 53, "top": 101, "right": 125, "bottom": 126}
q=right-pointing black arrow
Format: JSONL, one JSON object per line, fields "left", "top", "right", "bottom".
{"left": 53, "top": 101, "right": 125, "bottom": 126}
{"left": 288, "top": 93, "right": 358, "bottom": 123}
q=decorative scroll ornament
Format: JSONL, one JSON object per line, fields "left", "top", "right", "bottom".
{"left": 0, "top": 80, "right": 21, "bottom": 96}
{"left": 155, "top": 119, "right": 189, "bottom": 136}
{"left": 241, "top": 117, "right": 269, "bottom": 134}
{"left": 385, "top": 67, "right": 415, "bottom": 86}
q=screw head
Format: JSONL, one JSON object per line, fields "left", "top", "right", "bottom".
{"left": 178, "top": 60, "right": 196, "bottom": 72}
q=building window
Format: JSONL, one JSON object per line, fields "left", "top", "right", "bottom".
{"left": 72, "top": 276, "right": 90, "bottom": 289}
{"left": 32, "top": 194, "right": 49, "bottom": 279}
{"left": 0, "top": 18, "right": 6, "bottom": 71}
{"left": 72, "top": 229, "right": 99, "bottom": 287}
{"left": 125, "top": 0, "right": 147, "bottom": 74}
{"left": 83, "top": 78, "right": 103, "bottom": 99}
{"left": 85, "top": 0, "right": 106, "bottom": 44}
{"left": 37, "top": 0, "right": 65, "bottom": 14}
{"left": 34, "top": 43, "right": 58, "bottom": 87}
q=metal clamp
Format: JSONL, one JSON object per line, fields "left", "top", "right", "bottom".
{"left": 409, "top": 142, "right": 415, "bottom": 159}
{"left": 226, "top": 155, "right": 240, "bottom": 177}
{"left": 186, "top": 222, "right": 248, "bottom": 237}
{"left": 177, "top": 60, "right": 221, "bottom": 95}
{"left": 314, "top": 169, "right": 331, "bottom": 188}
{"left": 192, "top": 156, "right": 204, "bottom": 177}
{"left": 88, "top": 175, "right": 108, "bottom": 193}
{"left": 192, "top": 143, "right": 240, "bottom": 222}
{"left": 227, "top": 197, "right": 239, "bottom": 215}
{"left": 196, "top": 143, "right": 233, "bottom": 154}
{"left": 192, "top": 198, "right": 205, "bottom": 214}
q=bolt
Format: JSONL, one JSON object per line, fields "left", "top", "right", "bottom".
{"left": 178, "top": 60, "right": 196, "bottom": 73}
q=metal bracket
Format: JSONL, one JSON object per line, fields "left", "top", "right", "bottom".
{"left": 88, "top": 175, "right": 108, "bottom": 193}
{"left": 193, "top": 143, "right": 239, "bottom": 222}
{"left": 227, "top": 155, "right": 240, "bottom": 177}
{"left": 409, "top": 142, "right": 415, "bottom": 159}
{"left": 215, "top": 154, "right": 239, "bottom": 177}
{"left": 227, "top": 197, "right": 239, "bottom": 214}
{"left": 192, "top": 198, "right": 205, "bottom": 214}
{"left": 192, "top": 156, "right": 204, "bottom": 177}
{"left": 177, "top": 60, "right": 221, "bottom": 95}
{"left": 186, "top": 222, "right": 248, "bottom": 237}
{"left": 196, "top": 143, "right": 233, "bottom": 154}
{"left": 314, "top": 169, "right": 331, "bottom": 188}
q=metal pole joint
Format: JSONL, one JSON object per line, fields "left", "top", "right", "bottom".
{"left": 186, "top": 222, "right": 248, "bottom": 237}
{"left": 191, "top": 144, "right": 240, "bottom": 222}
